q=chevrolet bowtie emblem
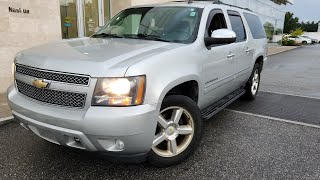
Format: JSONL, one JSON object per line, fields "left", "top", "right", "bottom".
{"left": 32, "top": 79, "right": 50, "bottom": 89}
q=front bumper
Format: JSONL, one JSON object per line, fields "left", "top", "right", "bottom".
{"left": 7, "top": 85, "right": 158, "bottom": 160}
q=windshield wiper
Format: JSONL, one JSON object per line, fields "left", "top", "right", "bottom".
{"left": 91, "top": 33, "right": 123, "bottom": 38}
{"left": 136, "top": 34, "right": 171, "bottom": 43}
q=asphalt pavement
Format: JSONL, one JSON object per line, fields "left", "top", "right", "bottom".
{"left": 260, "top": 44, "right": 320, "bottom": 98}
{"left": 1, "top": 111, "right": 320, "bottom": 180}
{"left": 1, "top": 45, "right": 320, "bottom": 179}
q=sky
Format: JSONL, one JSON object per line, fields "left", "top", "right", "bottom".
{"left": 286, "top": 0, "right": 320, "bottom": 22}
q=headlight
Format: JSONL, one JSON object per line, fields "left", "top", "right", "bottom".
{"left": 92, "top": 76, "right": 146, "bottom": 106}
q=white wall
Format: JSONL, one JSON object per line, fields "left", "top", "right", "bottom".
{"left": 303, "top": 32, "right": 320, "bottom": 41}
{"left": 0, "top": 0, "right": 62, "bottom": 93}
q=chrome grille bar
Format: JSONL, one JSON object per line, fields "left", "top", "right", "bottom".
{"left": 16, "top": 64, "right": 90, "bottom": 86}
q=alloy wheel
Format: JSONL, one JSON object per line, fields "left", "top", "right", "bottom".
{"left": 152, "top": 106, "right": 194, "bottom": 157}
{"left": 251, "top": 69, "right": 259, "bottom": 95}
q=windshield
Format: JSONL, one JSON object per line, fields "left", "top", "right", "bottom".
{"left": 93, "top": 6, "right": 203, "bottom": 43}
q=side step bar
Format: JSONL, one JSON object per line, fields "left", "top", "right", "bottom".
{"left": 201, "top": 89, "right": 245, "bottom": 120}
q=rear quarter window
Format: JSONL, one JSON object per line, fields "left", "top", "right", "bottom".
{"left": 243, "top": 13, "right": 266, "bottom": 39}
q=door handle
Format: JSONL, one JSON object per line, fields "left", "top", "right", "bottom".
{"left": 245, "top": 48, "right": 251, "bottom": 53}
{"left": 227, "top": 54, "right": 235, "bottom": 58}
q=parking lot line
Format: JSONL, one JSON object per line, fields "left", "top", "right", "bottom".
{"left": 260, "top": 90, "right": 320, "bottom": 100}
{"left": 224, "top": 109, "right": 320, "bottom": 129}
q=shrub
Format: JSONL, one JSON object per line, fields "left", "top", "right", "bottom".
{"left": 264, "top": 22, "right": 275, "bottom": 41}
{"left": 280, "top": 35, "right": 296, "bottom": 46}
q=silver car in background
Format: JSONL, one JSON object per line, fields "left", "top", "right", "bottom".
{"left": 7, "top": 1, "right": 267, "bottom": 167}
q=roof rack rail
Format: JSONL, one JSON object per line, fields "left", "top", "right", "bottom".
{"left": 171, "top": 0, "right": 253, "bottom": 12}
{"left": 212, "top": 1, "right": 253, "bottom": 12}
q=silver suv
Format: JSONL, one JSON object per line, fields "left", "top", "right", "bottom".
{"left": 7, "top": 1, "right": 267, "bottom": 167}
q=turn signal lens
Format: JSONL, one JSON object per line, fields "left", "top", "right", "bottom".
{"left": 12, "top": 63, "right": 15, "bottom": 77}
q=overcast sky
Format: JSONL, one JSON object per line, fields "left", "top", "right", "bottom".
{"left": 286, "top": 0, "right": 320, "bottom": 22}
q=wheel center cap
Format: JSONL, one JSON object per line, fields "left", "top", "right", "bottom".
{"left": 166, "top": 126, "right": 176, "bottom": 135}
{"left": 165, "top": 125, "right": 178, "bottom": 139}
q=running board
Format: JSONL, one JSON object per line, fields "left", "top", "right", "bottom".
{"left": 201, "top": 89, "right": 245, "bottom": 120}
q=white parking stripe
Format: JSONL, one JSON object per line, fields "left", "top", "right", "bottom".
{"left": 260, "top": 90, "right": 320, "bottom": 100}
{"left": 224, "top": 109, "right": 320, "bottom": 129}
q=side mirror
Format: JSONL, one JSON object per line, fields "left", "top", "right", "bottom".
{"left": 94, "top": 26, "right": 103, "bottom": 33}
{"left": 204, "top": 29, "right": 236, "bottom": 47}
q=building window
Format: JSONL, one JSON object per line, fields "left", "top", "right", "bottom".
{"left": 60, "top": 0, "right": 79, "bottom": 39}
{"left": 83, "top": 0, "right": 99, "bottom": 37}
{"left": 60, "top": 0, "right": 111, "bottom": 39}
{"left": 104, "top": 0, "right": 111, "bottom": 23}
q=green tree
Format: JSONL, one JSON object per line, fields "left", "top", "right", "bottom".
{"left": 284, "top": 12, "right": 300, "bottom": 34}
{"left": 300, "top": 21, "right": 318, "bottom": 32}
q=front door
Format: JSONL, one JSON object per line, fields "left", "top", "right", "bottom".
{"left": 202, "top": 9, "right": 237, "bottom": 107}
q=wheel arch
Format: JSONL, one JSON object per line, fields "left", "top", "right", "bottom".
{"left": 254, "top": 55, "right": 264, "bottom": 72}
{"left": 156, "top": 75, "right": 201, "bottom": 111}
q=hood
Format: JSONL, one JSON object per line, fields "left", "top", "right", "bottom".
{"left": 16, "top": 37, "right": 184, "bottom": 77}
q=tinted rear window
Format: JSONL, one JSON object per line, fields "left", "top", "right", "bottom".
{"left": 243, "top": 13, "right": 266, "bottom": 39}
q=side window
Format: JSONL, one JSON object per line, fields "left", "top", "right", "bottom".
{"left": 227, "top": 11, "right": 246, "bottom": 42}
{"left": 243, "top": 13, "right": 266, "bottom": 39}
{"left": 205, "top": 9, "right": 227, "bottom": 37}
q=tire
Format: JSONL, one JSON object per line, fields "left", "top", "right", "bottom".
{"left": 148, "top": 95, "right": 203, "bottom": 167}
{"left": 243, "top": 63, "right": 261, "bottom": 100}
{"left": 302, "top": 41, "right": 307, "bottom": 44}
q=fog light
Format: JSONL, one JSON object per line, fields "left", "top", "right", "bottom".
{"left": 115, "top": 139, "right": 125, "bottom": 150}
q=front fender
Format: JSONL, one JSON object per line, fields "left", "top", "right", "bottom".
{"left": 155, "top": 75, "right": 201, "bottom": 111}
{"left": 124, "top": 44, "right": 203, "bottom": 112}
{"left": 125, "top": 64, "right": 202, "bottom": 112}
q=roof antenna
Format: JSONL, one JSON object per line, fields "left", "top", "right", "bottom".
{"left": 187, "top": 0, "right": 193, "bottom": 4}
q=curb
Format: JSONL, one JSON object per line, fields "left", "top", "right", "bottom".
{"left": 267, "top": 46, "right": 301, "bottom": 56}
{"left": 0, "top": 116, "right": 14, "bottom": 126}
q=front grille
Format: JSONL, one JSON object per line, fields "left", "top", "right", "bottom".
{"left": 16, "top": 64, "right": 90, "bottom": 86}
{"left": 16, "top": 80, "right": 87, "bottom": 108}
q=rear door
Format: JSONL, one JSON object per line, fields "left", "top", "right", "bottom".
{"left": 227, "top": 10, "right": 251, "bottom": 88}
{"left": 242, "top": 12, "right": 267, "bottom": 82}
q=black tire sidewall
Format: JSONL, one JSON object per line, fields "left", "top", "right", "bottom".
{"left": 148, "top": 95, "right": 203, "bottom": 167}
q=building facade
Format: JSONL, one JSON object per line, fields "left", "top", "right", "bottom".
{"left": 0, "top": 0, "right": 292, "bottom": 93}
{"left": 221, "top": 0, "right": 292, "bottom": 43}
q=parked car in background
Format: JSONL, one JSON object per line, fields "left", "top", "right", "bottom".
{"left": 288, "top": 35, "right": 312, "bottom": 45}
{"left": 7, "top": 1, "right": 267, "bottom": 167}
{"left": 301, "top": 35, "right": 319, "bottom": 44}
